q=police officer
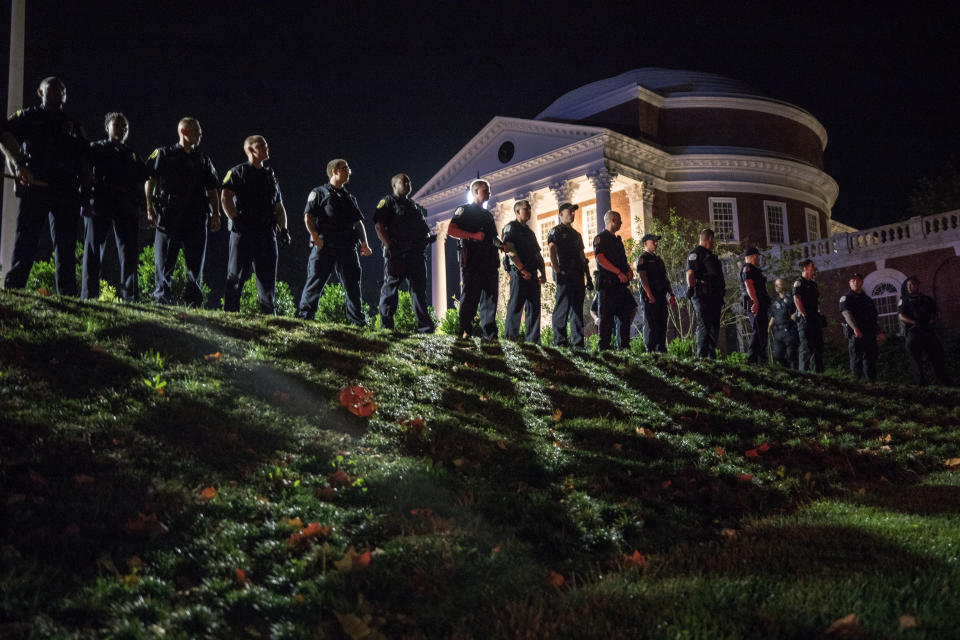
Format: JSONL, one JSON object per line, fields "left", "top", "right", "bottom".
{"left": 739, "top": 248, "right": 771, "bottom": 364}
{"left": 81, "top": 112, "right": 149, "bottom": 302}
{"left": 594, "top": 210, "right": 636, "bottom": 350}
{"left": 447, "top": 179, "right": 503, "bottom": 339}
{"left": 549, "top": 202, "right": 593, "bottom": 348}
{"left": 793, "top": 259, "right": 824, "bottom": 373}
{"left": 839, "top": 272, "right": 878, "bottom": 381}
{"left": 636, "top": 233, "right": 674, "bottom": 352}
{"left": 144, "top": 117, "right": 220, "bottom": 307}
{"left": 768, "top": 278, "right": 799, "bottom": 368}
{"left": 3, "top": 76, "right": 91, "bottom": 294}
{"left": 898, "top": 276, "right": 951, "bottom": 385}
{"left": 501, "top": 199, "right": 546, "bottom": 342}
{"left": 296, "top": 158, "right": 373, "bottom": 325}
{"left": 685, "top": 228, "right": 725, "bottom": 358}
{"left": 374, "top": 173, "right": 436, "bottom": 333}
{"left": 221, "top": 135, "right": 290, "bottom": 315}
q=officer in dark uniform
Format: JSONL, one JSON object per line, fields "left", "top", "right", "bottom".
{"left": 501, "top": 199, "right": 546, "bottom": 342}
{"left": 374, "top": 173, "right": 436, "bottom": 333}
{"left": 81, "top": 112, "right": 149, "bottom": 302}
{"left": 221, "top": 135, "right": 290, "bottom": 315}
{"left": 739, "top": 247, "right": 772, "bottom": 364}
{"left": 594, "top": 210, "right": 636, "bottom": 350}
{"left": 296, "top": 158, "right": 373, "bottom": 325}
{"left": 144, "top": 117, "right": 220, "bottom": 307}
{"left": 446, "top": 179, "right": 503, "bottom": 339}
{"left": 685, "top": 228, "right": 725, "bottom": 358}
{"left": 898, "top": 276, "right": 951, "bottom": 385}
{"left": 792, "top": 259, "right": 824, "bottom": 373}
{"left": 839, "top": 272, "right": 878, "bottom": 381}
{"left": 3, "top": 76, "right": 91, "bottom": 294}
{"left": 636, "top": 233, "right": 674, "bottom": 352}
{"left": 768, "top": 278, "right": 799, "bottom": 368}
{"left": 549, "top": 202, "right": 593, "bottom": 348}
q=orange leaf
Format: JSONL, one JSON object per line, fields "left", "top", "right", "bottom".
{"left": 338, "top": 384, "right": 376, "bottom": 417}
{"left": 825, "top": 613, "right": 861, "bottom": 635}
{"left": 552, "top": 409, "right": 563, "bottom": 422}
{"left": 404, "top": 417, "right": 425, "bottom": 435}
{"left": 496, "top": 440, "right": 507, "bottom": 450}
{"left": 661, "top": 480, "right": 672, "bottom": 489}
{"left": 624, "top": 550, "right": 645, "bottom": 568}
{"left": 409, "top": 508, "right": 434, "bottom": 517}
{"left": 722, "top": 384, "right": 732, "bottom": 397}
{"left": 745, "top": 448, "right": 760, "bottom": 459}
{"left": 281, "top": 517, "right": 304, "bottom": 528}
{"left": 757, "top": 441, "right": 771, "bottom": 452}
{"left": 636, "top": 427, "right": 656, "bottom": 439}
{"left": 235, "top": 568, "right": 248, "bottom": 585}
{"left": 547, "top": 571, "right": 565, "bottom": 587}
{"left": 287, "top": 521, "right": 332, "bottom": 546}
{"left": 204, "top": 352, "right": 221, "bottom": 361}
{"left": 328, "top": 469, "right": 351, "bottom": 487}
{"left": 899, "top": 614, "right": 917, "bottom": 629}
{"left": 944, "top": 457, "right": 960, "bottom": 469}
{"left": 350, "top": 401, "right": 377, "bottom": 417}
{"left": 739, "top": 473, "right": 753, "bottom": 483}
{"left": 714, "top": 447, "right": 726, "bottom": 457}
{"left": 352, "top": 550, "right": 371, "bottom": 569}
{"left": 491, "top": 545, "right": 502, "bottom": 554}
{"left": 200, "top": 486, "right": 217, "bottom": 500}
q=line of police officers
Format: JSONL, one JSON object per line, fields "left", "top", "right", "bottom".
{"left": 0, "top": 78, "right": 952, "bottom": 384}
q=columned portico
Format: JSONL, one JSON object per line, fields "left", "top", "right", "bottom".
{"left": 587, "top": 168, "right": 617, "bottom": 237}
{"left": 431, "top": 220, "right": 449, "bottom": 316}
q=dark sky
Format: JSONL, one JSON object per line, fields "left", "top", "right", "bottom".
{"left": 2, "top": 0, "right": 959, "bottom": 294}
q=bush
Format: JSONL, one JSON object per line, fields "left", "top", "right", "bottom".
{"left": 724, "top": 350, "right": 748, "bottom": 365}
{"left": 667, "top": 337, "right": 694, "bottom": 357}
{"left": 26, "top": 242, "right": 82, "bottom": 294}
{"left": 239, "top": 276, "right": 296, "bottom": 316}
{"left": 630, "top": 336, "right": 646, "bottom": 355}
{"left": 440, "top": 308, "right": 460, "bottom": 335}
{"left": 311, "top": 283, "right": 371, "bottom": 324}
{"left": 380, "top": 290, "right": 438, "bottom": 333}
{"left": 137, "top": 245, "right": 210, "bottom": 305}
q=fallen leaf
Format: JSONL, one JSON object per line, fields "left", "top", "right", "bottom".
{"left": 409, "top": 508, "right": 434, "bottom": 517}
{"left": 722, "top": 384, "right": 732, "bottom": 397}
{"left": 899, "top": 614, "right": 917, "bottom": 629}
{"left": 127, "top": 556, "right": 144, "bottom": 571}
{"left": 200, "top": 486, "right": 217, "bottom": 500}
{"left": 636, "top": 427, "right": 656, "bottom": 439}
{"left": 612, "top": 443, "right": 622, "bottom": 451}
{"left": 288, "top": 522, "right": 332, "bottom": 546}
{"left": 624, "top": 550, "right": 645, "bottom": 568}
{"left": 496, "top": 440, "right": 507, "bottom": 450}
{"left": 720, "top": 528, "right": 739, "bottom": 539}
{"left": 281, "top": 517, "right": 304, "bottom": 528}
{"left": 479, "top": 394, "right": 488, "bottom": 402}
{"left": 715, "top": 446, "right": 726, "bottom": 457}
{"left": 235, "top": 568, "right": 248, "bottom": 585}
{"left": 204, "top": 352, "right": 221, "bottom": 361}
{"left": 404, "top": 417, "right": 425, "bottom": 435}
{"left": 739, "top": 474, "right": 753, "bottom": 483}
{"left": 328, "top": 469, "right": 351, "bottom": 487}
{"left": 944, "top": 457, "right": 960, "bottom": 469}
{"left": 547, "top": 570, "right": 565, "bottom": 587}
{"left": 338, "top": 384, "right": 377, "bottom": 418}
{"left": 334, "top": 546, "right": 372, "bottom": 572}
{"left": 491, "top": 545, "right": 502, "bottom": 554}
{"left": 662, "top": 480, "right": 672, "bottom": 489}
{"left": 552, "top": 409, "right": 563, "bottom": 422}
{"left": 745, "top": 448, "right": 760, "bottom": 459}
{"left": 825, "top": 613, "right": 862, "bottom": 636}
{"left": 757, "top": 442, "right": 771, "bottom": 452}
{"left": 98, "top": 552, "right": 120, "bottom": 576}
{"left": 334, "top": 611, "right": 386, "bottom": 640}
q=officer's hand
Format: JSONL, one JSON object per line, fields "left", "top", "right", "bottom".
{"left": 853, "top": 327, "right": 863, "bottom": 339}
{"left": 209, "top": 213, "right": 221, "bottom": 232}
{"left": 277, "top": 226, "right": 292, "bottom": 249}
{"left": 751, "top": 301, "right": 759, "bottom": 315}
{"left": 502, "top": 241, "right": 515, "bottom": 254}
{"left": 311, "top": 233, "right": 324, "bottom": 250}
{"left": 492, "top": 236, "right": 504, "bottom": 251}
{"left": 520, "top": 268, "right": 532, "bottom": 280}
{"left": 617, "top": 271, "right": 629, "bottom": 284}
{"left": 15, "top": 165, "right": 34, "bottom": 186}
{"left": 146, "top": 206, "right": 157, "bottom": 226}
{"left": 359, "top": 243, "right": 373, "bottom": 257}
{"left": 426, "top": 233, "right": 438, "bottom": 244}
{"left": 538, "top": 274, "right": 547, "bottom": 285}
{"left": 647, "top": 294, "right": 656, "bottom": 304}
{"left": 626, "top": 267, "right": 634, "bottom": 281}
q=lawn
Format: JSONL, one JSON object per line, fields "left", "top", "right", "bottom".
{"left": 1, "top": 289, "right": 959, "bottom": 639}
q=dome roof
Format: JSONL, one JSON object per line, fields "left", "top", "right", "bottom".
{"left": 536, "top": 68, "right": 777, "bottom": 120}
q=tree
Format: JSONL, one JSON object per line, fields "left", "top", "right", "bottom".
{"left": 908, "top": 159, "right": 960, "bottom": 217}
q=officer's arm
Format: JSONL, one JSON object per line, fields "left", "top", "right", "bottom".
{"left": 637, "top": 269, "right": 653, "bottom": 300}
{"left": 549, "top": 242, "right": 559, "bottom": 274}
{"left": 304, "top": 212, "right": 321, "bottom": 244}
{"left": 745, "top": 279, "right": 759, "bottom": 305}
{"left": 206, "top": 188, "right": 221, "bottom": 231}
{"left": 145, "top": 178, "right": 157, "bottom": 222}
{"left": 353, "top": 220, "right": 372, "bottom": 256}
{"left": 273, "top": 201, "right": 287, "bottom": 229}
{"left": 221, "top": 188, "right": 238, "bottom": 221}
{"left": 596, "top": 253, "right": 628, "bottom": 283}
{"left": 374, "top": 221, "right": 391, "bottom": 249}
{"left": 793, "top": 293, "right": 806, "bottom": 317}
{"left": 0, "top": 131, "right": 32, "bottom": 185}
{"left": 768, "top": 315, "right": 774, "bottom": 331}
{"left": 686, "top": 268, "right": 696, "bottom": 288}
{"left": 841, "top": 310, "right": 861, "bottom": 336}
{"left": 78, "top": 154, "right": 93, "bottom": 193}
{"left": 447, "top": 221, "right": 482, "bottom": 242}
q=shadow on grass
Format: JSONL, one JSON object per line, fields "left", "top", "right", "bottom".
{"left": 99, "top": 320, "right": 221, "bottom": 363}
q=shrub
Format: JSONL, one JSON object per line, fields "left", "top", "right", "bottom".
{"left": 381, "top": 290, "right": 438, "bottom": 333}
{"left": 630, "top": 336, "right": 646, "bottom": 355}
{"left": 311, "top": 283, "right": 372, "bottom": 324}
{"left": 137, "top": 245, "right": 210, "bottom": 305}
{"left": 724, "top": 350, "right": 748, "bottom": 365}
{"left": 26, "top": 242, "right": 82, "bottom": 294}
{"left": 667, "top": 336, "right": 694, "bottom": 357}
{"left": 239, "top": 276, "right": 296, "bottom": 316}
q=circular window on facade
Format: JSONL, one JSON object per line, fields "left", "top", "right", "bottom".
{"left": 498, "top": 141, "right": 515, "bottom": 164}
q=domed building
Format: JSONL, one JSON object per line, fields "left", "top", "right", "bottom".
{"left": 417, "top": 68, "right": 839, "bottom": 316}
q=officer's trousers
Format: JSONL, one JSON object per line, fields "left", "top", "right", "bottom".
{"left": 4, "top": 195, "right": 79, "bottom": 295}
{"left": 641, "top": 296, "right": 668, "bottom": 352}
{"left": 598, "top": 283, "right": 634, "bottom": 350}
{"left": 771, "top": 325, "right": 799, "bottom": 368}
{"left": 378, "top": 251, "right": 433, "bottom": 332}
{"left": 848, "top": 332, "right": 878, "bottom": 381}
{"left": 153, "top": 219, "right": 207, "bottom": 307}
{"left": 797, "top": 316, "right": 824, "bottom": 373}
{"left": 297, "top": 244, "right": 366, "bottom": 326}
{"left": 747, "top": 305, "right": 770, "bottom": 364}
{"left": 504, "top": 269, "right": 540, "bottom": 342}
{"left": 81, "top": 209, "right": 139, "bottom": 302}
{"left": 458, "top": 267, "right": 498, "bottom": 339}
{"left": 552, "top": 280, "right": 585, "bottom": 348}
{"left": 225, "top": 229, "right": 278, "bottom": 314}
{"left": 905, "top": 327, "right": 951, "bottom": 385}
{"left": 692, "top": 295, "right": 722, "bottom": 358}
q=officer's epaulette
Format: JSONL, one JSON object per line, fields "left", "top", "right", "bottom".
{"left": 376, "top": 194, "right": 394, "bottom": 210}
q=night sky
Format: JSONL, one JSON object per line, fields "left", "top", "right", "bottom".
{"left": 2, "top": 0, "right": 959, "bottom": 299}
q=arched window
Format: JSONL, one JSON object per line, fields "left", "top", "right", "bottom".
{"left": 871, "top": 282, "right": 900, "bottom": 335}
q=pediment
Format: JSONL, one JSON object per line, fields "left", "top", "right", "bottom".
{"left": 415, "top": 117, "right": 606, "bottom": 199}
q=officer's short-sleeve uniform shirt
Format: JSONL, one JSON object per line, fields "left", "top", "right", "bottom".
{"left": 771, "top": 296, "right": 797, "bottom": 327}
{"left": 839, "top": 290, "right": 878, "bottom": 334}
{"left": 636, "top": 250, "right": 670, "bottom": 301}
{"left": 548, "top": 223, "right": 584, "bottom": 281}
{"left": 739, "top": 263, "right": 771, "bottom": 308}
{"left": 594, "top": 230, "right": 629, "bottom": 275}
{"left": 305, "top": 183, "right": 364, "bottom": 248}
{"left": 451, "top": 203, "right": 499, "bottom": 271}
{"left": 373, "top": 195, "right": 429, "bottom": 251}
{"left": 222, "top": 162, "right": 282, "bottom": 231}
{"left": 501, "top": 220, "right": 541, "bottom": 272}
{"left": 7, "top": 105, "right": 88, "bottom": 196}
{"left": 146, "top": 144, "right": 219, "bottom": 212}
{"left": 89, "top": 139, "right": 149, "bottom": 213}
{"left": 686, "top": 245, "right": 725, "bottom": 295}
{"left": 792, "top": 277, "right": 820, "bottom": 315}
{"left": 899, "top": 293, "right": 937, "bottom": 327}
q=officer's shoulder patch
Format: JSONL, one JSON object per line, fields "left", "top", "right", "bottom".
{"left": 794, "top": 280, "right": 802, "bottom": 289}
{"left": 376, "top": 198, "right": 387, "bottom": 209}
{"left": 307, "top": 190, "right": 318, "bottom": 203}
{"left": 148, "top": 148, "right": 160, "bottom": 160}
{"left": 897, "top": 299, "right": 903, "bottom": 307}
{"left": 222, "top": 169, "right": 232, "bottom": 185}
{"left": 453, "top": 206, "right": 464, "bottom": 217}
{"left": 687, "top": 252, "right": 697, "bottom": 261}
{"left": 839, "top": 295, "right": 846, "bottom": 303}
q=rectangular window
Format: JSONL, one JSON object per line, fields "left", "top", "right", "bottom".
{"left": 763, "top": 201, "right": 788, "bottom": 245}
{"left": 581, "top": 205, "right": 597, "bottom": 248}
{"left": 805, "top": 208, "right": 821, "bottom": 241}
{"left": 708, "top": 197, "right": 739, "bottom": 242}
{"left": 539, "top": 219, "right": 553, "bottom": 260}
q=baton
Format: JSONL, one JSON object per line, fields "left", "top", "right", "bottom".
{"left": 3, "top": 172, "right": 49, "bottom": 188}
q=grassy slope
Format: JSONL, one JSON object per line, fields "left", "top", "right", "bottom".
{"left": 1, "top": 289, "right": 959, "bottom": 639}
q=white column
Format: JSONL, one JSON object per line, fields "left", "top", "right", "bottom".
{"left": 514, "top": 190, "right": 544, "bottom": 229}
{"left": 549, "top": 179, "right": 576, "bottom": 209}
{"left": 431, "top": 220, "right": 449, "bottom": 316}
{"left": 641, "top": 180, "right": 656, "bottom": 236}
{"left": 625, "top": 183, "right": 645, "bottom": 243}
{"left": 587, "top": 168, "right": 617, "bottom": 237}
{"left": 0, "top": 0, "right": 25, "bottom": 289}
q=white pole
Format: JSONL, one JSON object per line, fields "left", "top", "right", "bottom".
{"left": 0, "top": 0, "right": 25, "bottom": 288}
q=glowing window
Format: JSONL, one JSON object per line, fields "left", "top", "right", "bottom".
{"left": 764, "top": 201, "right": 788, "bottom": 245}
{"left": 871, "top": 282, "right": 900, "bottom": 335}
{"left": 709, "top": 198, "right": 739, "bottom": 242}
